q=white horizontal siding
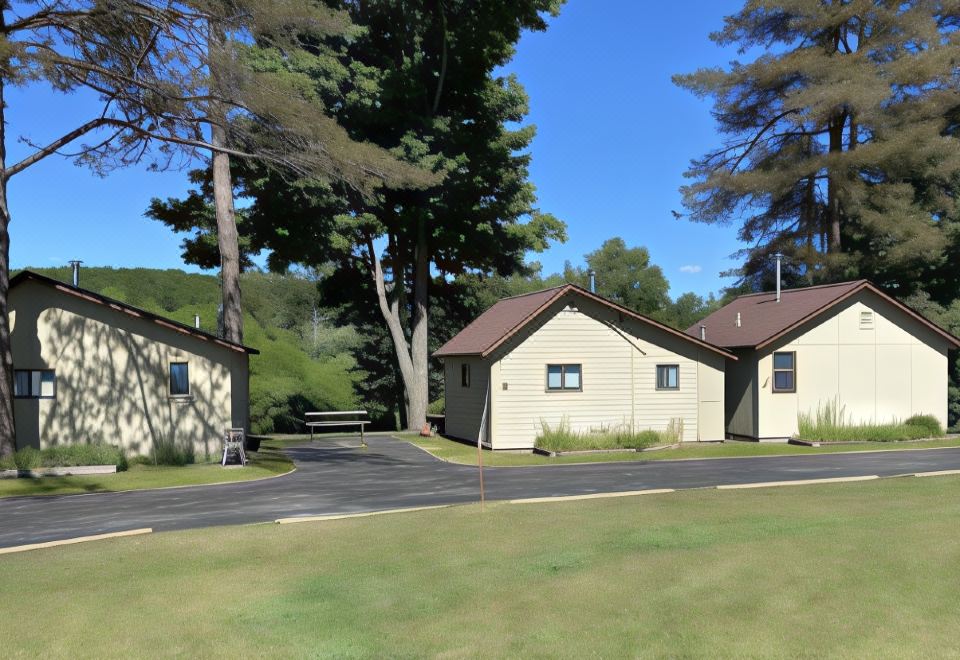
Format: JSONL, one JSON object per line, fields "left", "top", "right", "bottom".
{"left": 491, "top": 298, "right": 705, "bottom": 448}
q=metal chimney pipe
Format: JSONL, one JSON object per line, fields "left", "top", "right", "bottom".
{"left": 68, "top": 260, "right": 82, "bottom": 287}
{"left": 774, "top": 253, "right": 783, "bottom": 303}
{"left": 588, "top": 269, "right": 596, "bottom": 294}
{"left": 736, "top": 312, "right": 742, "bottom": 328}
{"left": 194, "top": 314, "right": 201, "bottom": 329}
{"left": 699, "top": 325, "right": 706, "bottom": 341}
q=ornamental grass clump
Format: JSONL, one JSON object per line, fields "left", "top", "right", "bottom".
{"left": 535, "top": 417, "right": 678, "bottom": 453}
{"left": 150, "top": 440, "right": 196, "bottom": 466}
{"left": 797, "top": 400, "right": 944, "bottom": 442}
{"left": 0, "top": 443, "right": 128, "bottom": 471}
{"left": 40, "top": 443, "right": 128, "bottom": 471}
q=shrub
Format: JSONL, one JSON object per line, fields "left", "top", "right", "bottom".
{"left": 150, "top": 441, "right": 195, "bottom": 466}
{"left": 428, "top": 398, "right": 445, "bottom": 415}
{"left": 12, "top": 447, "right": 41, "bottom": 470}
{"left": 535, "top": 417, "right": 675, "bottom": 452}
{"left": 797, "top": 400, "right": 946, "bottom": 442}
{"left": 904, "top": 414, "right": 943, "bottom": 438}
{"left": 40, "top": 443, "right": 127, "bottom": 471}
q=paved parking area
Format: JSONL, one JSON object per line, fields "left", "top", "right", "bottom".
{"left": 2, "top": 436, "right": 960, "bottom": 548}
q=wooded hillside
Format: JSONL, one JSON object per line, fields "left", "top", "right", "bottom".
{"left": 19, "top": 267, "right": 359, "bottom": 435}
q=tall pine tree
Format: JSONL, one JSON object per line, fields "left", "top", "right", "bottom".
{"left": 675, "top": 0, "right": 960, "bottom": 291}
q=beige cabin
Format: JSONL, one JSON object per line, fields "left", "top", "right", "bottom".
{"left": 10, "top": 271, "right": 256, "bottom": 458}
{"left": 435, "top": 285, "right": 733, "bottom": 449}
{"left": 690, "top": 280, "right": 960, "bottom": 440}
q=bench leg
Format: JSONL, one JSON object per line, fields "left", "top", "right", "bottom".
{"left": 310, "top": 426, "right": 313, "bottom": 441}
{"left": 361, "top": 425, "right": 367, "bottom": 449}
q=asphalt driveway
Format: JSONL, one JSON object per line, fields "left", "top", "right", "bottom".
{"left": 2, "top": 436, "right": 960, "bottom": 548}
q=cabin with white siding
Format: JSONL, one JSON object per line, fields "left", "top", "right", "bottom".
{"left": 690, "top": 280, "right": 960, "bottom": 440}
{"left": 435, "top": 285, "right": 733, "bottom": 450}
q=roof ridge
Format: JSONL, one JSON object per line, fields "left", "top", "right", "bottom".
{"left": 734, "top": 279, "right": 867, "bottom": 299}
{"left": 495, "top": 283, "right": 571, "bottom": 301}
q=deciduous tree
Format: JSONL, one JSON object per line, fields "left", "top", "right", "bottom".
{"left": 242, "top": 0, "right": 567, "bottom": 432}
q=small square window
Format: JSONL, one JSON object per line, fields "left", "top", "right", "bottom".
{"left": 169, "top": 362, "right": 190, "bottom": 396}
{"left": 656, "top": 365, "right": 679, "bottom": 390}
{"left": 772, "top": 351, "right": 796, "bottom": 393}
{"left": 546, "top": 364, "right": 582, "bottom": 391}
{"left": 461, "top": 363, "right": 471, "bottom": 388}
{"left": 13, "top": 369, "right": 56, "bottom": 399}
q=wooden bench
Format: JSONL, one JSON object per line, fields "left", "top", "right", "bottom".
{"left": 305, "top": 411, "right": 370, "bottom": 447}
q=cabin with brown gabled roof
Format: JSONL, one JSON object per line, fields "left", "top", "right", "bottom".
{"left": 434, "top": 284, "right": 735, "bottom": 450}
{"left": 689, "top": 280, "right": 960, "bottom": 440}
{"left": 10, "top": 270, "right": 258, "bottom": 458}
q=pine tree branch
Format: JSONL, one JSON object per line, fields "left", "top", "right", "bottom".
{"left": 4, "top": 117, "right": 109, "bottom": 178}
{"left": 728, "top": 108, "right": 800, "bottom": 173}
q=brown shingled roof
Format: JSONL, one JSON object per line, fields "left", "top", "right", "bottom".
{"left": 687, "top": 280, "right": 960, "bottom": 350}
{"left": 435, "top": 284, "right": 735, "bottom": 359}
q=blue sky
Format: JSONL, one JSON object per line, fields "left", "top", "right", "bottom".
{"left": 7, "top": 0, "right": 744, "bottom": 298}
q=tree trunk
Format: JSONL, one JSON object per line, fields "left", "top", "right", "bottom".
{"left": 367, "top": 237, "right": 428, "bottom": 433}
{"left": 0, "top": 75, "right": 15, "bottom": 456}
{"left": 407, "top": 218, "right": 430, "bottom": 432}
{"left": 826, "top": 112, "right": 846, "bottom": 253}
{"left": 211, "top": 124, "right": 243, "bottom": 344}
{"left": 209, "top": 22, "right": 243, "bottom": 345}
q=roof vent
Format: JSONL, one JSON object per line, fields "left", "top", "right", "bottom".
{"left": 774, "top": 253, "right": 783, "bottom": 303}
{"left": 699, "top": 325, "right": 706, "bottom": 341}
{"left": 736, "top": 312, "right": 742, "bottom": 328}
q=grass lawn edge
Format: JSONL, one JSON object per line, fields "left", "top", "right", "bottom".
{"left": 0, "top": 443, "right": 297, "bottom": 500}
{"left": 396, "top": 432, "right": 960, "bottom": 467}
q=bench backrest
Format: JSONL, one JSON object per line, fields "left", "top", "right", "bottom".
{"left": 305, "top": 410, "right": 369, "bottom": 423}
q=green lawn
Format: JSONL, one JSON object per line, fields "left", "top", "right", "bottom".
{"left": 399, "top": 432, "right": 960, "bottom": 466}
{"left": 0, "top": 440, "right": 294, "bottom": 498}
{"left": 2, "top": 476, "right": 960, "bottom": 657}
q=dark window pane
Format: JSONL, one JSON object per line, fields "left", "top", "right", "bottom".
{"left": 564, "top": 365, "right": 581, "bottom": 389}
{"left": 774, "top": 371, "right": 794, "bottom": 391}
{"left": 773, "top": 353, "right": 794, "bottom": 370}
{"left": 14, "top": 371, "right": 29, "bottom": 397}
{"left": 170, "top": 363, "right": 189, "bottom": 396}
{"left": 547, "top": 365, "right": 563, "bottom": 389}
{"left": 461, "top": 364, "right": 470, "bottom": 387}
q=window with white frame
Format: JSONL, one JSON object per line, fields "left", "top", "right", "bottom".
{"left": 13, "top": 370, "right": 56, "bottom": 399}
{"left": 546, "top": 364, "right": 581, "bottom": 391}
